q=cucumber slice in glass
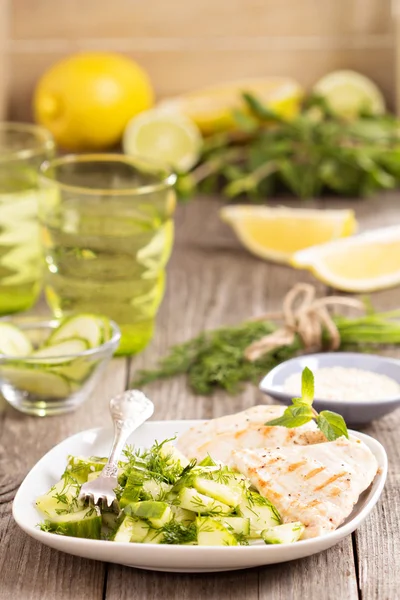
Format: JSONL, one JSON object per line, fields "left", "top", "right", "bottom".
{"left": 30, "top": 338, "right": 90, "bottom": 364}
{"left": 0, "top": 323, "right": 32, "bottom": 356}
{"left": 53, "top": 358, "right": 95, "bottom": 383}
{"left": 48, "top": 314, "right": 109, "bottom": 348}
{"left": 0, "top": 365, "right": 71, "bottom": 398}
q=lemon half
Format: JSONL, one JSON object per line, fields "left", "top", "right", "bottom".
{"left": 292, "top": 225, "right": 400, "bottom": 292}
{"left": 159, "top": 78, "right": 303, "bottom": 135}
{"left": 220, "top": 205, "right": 357, "bottom": 265}
{"left": 313, "top": 70, "right": 385, "bottom": 119}
{"left": 123, "top": 110, "right": 201, "bottom": 172}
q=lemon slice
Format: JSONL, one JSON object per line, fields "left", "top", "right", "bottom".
{"left": 159, "top": 77, "right": 303, "bottom": 135}
{"left": 291, "top": 225, "right": 400, "bottom": 292}
{"left": 123, "top": 110, "right": 201, "bottom": 172}
{"left": 220, "top": 206, "right": 357, "bottom": 264}
{"left": 313, "top": 70, "right": 385, "bottom": 119}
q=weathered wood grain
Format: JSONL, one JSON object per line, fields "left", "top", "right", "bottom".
{"left": 320, "top": 193, "right": 400, "bottom": 600}
{"left": 2, "top": 194, "right": 400, "bottom": 599}
{"left": 0, "top": 359, "right": 128, "bottom": 600}
{"left": 106, "top": 565, "right": 260, "bottom": 600}
{"left": 354, "top": 414, "right": 400, "bottom": 600}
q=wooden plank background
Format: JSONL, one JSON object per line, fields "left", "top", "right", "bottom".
{"left": 0, "top": 0, "right": 395, "bottom": 120}
{"left": 1, "top": 194, "right": 399, "bottom": 599}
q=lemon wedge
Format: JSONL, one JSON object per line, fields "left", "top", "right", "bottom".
{"left": 313, "top": 70, "right": 385, "bottom": 119}
{"left": 291, "top": 225, "right": 400, "bottom": 292}
{"left": 123, "top": 110, "right": 201, "bottom": 173}
{"left": 159, "top": 78, "right": 303, "bottom": 135}
{"left": 220, "top": 206, "right": 357, "bottom": 264}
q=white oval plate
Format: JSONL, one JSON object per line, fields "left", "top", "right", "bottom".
{"left": 13, "top": 420, "right": 387, "bottom": 573}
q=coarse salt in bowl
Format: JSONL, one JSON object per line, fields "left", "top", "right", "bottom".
{"left": 259, "top": 352, "right": 400, "bottom": 425}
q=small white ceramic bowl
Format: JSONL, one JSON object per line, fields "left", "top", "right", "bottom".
{"left": 259, "top": 352, "right": 400, "bottom": 425}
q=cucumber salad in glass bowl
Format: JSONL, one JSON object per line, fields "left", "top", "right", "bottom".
{"left": 0, "top": 313, "right": 120, "bottom": 416}
{"left": 36, "top": 439, "right": 304, "bottom": 547}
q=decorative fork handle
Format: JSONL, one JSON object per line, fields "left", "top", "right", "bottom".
{"left": 99, "top": 390, "right": 154, "bottom": 480}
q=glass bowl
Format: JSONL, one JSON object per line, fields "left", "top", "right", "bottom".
{"left": 0, "top": 316, "right": 120, "bottom": 416}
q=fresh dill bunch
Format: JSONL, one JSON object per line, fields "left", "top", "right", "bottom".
{"left": 133, "top": 320, "right": 301, "bottom": 395}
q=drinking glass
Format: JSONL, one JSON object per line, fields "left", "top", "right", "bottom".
{"left": 0, "top": 123, "right": 54, "bottom": 314}
{"left": 39, "top": 154, "right": 177, "bottom": 355}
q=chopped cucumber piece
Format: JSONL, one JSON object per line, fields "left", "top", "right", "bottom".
{"left": 239, "top": 491, "right": 281, "bottom": 538}
{"left": 177, "top": 487, "right": 232, "bottom": 515}
{"left": 143, "top": 529, "right": 165, "bottom": 544}
{"left": 0, "top": 322, "right": 32, "bottom": 356}
{"left": 198, "top": 455, "right": 218, "bottom": 467}
{"left": 0, "top": 366, "right": 71, "bottom": 398}
{"left": 119, "top": 467, "right": 147, "bottom": 507}
{"left": 160, "top": 442, "right": 189, "bottom": 468}
{"left": 142, "top": 478, "right": 172, "bottom": 501}
{"left": 125, "top": 501, "right": 173, "bottom": 528}
{"left": 215, "top": 516, "right": 250, "bottom": 536}
{"left": 129, "top": 518, "right": 150, "bottom": 542}
{"left": 42, "top": 506, "right": 101, "bottom": 539}
{"left": 114, "top": 516, "right": 149, "bottom": 543}
{"left": 196, "top": 517, "right": 238, "bottom": 546}
{"left": 193, "top": 476, "right": 242, "bottom": 507}
{"left": 36, "top": 476, "right": 80, "bottom": 519}
{"left": 171, "top": 506, "right": 196, "bottom": 525}
{"left": 262, "top": 522, "right": 305, "bottom": 544}
{"left": 48, "top": 314, "right": 108, "bottom": 348}
{"left": 30, "top": 338, "right": 90, "bottom": 364}
{"left": 64, "top": 455, "right": 107, "bottom": 484}
{"left": 102, "top": 511, "right": 120, "bottom": 531}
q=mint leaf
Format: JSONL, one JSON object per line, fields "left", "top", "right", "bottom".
{"left": 266, "top": 405, "right": 314, "bottom": 428}
{"left": 301, "top": 367, "right": 314, "bottom": 405}
{"left": 316, "top": 411, "right": 349, "bottom": 441}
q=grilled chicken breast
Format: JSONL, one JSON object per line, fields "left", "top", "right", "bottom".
{"left": 177, "top": 405, "right": 326, "bottom": 464}
{"left": 232, "top": 437, "right": 378, "bottom": 538}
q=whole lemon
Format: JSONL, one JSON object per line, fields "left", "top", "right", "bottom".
{"left": 34, "top": 52, "right": 154, "bottom": 150}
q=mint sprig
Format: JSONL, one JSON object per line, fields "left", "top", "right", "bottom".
{"left": 266, "top": 367, "right": 349, "bottom": 441}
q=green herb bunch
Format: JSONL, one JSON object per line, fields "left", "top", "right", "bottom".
{"left": 133, "top": 309, "right": 400, "bottom": 396}
{"left": 177, "top": 93, "right": 400, "bottom": 200}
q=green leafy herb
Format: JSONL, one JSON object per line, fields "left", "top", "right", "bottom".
{"left": 132, "top": 309, "right": 400, "bottom": 396}
{"left": 178, "top": 92, "right": 400, "bottom": 201}
{"left": 160, "top": 520, "right": 197, "bottom": 545}
{"left": 299, "top": 366, "right": 314, "bottom": 405}
{"left": 316, "top": 411, "right": 349, "bottom": 440}
{"left": 266, "top": 404, "right": 315, "bottom": 428}
{"left": 266, "top": 368, "right": 349, "bottom": 441}
{"left": 133, "top": 320, "right": 301, "bottom": 394}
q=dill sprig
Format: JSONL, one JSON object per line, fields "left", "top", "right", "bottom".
{"left": 132, "top": 310, "right": 400, "bottom": 396}
{"left": 133, "top": 320, "right": 301, "bottom": 395}
{"left": 160, "top": 520, "right": 197, "bottom": 545}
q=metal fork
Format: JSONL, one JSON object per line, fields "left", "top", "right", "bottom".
{"left": 79, "top": 390, "right": 154, "bottom": 509}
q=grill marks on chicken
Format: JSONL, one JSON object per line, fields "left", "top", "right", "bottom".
{"left": 232, "top": 437, "right": 378, "bottom": 538}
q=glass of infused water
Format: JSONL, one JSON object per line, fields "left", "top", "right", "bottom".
{"left": 0, "top": 123, "right": 54, "bottom": 314}
{"left": 38, "top": 154, "right": 176, "bottom": 355}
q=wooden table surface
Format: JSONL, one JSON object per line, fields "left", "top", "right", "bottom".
{"left": 1, "top": 195, "right": 399, "bottom": 600}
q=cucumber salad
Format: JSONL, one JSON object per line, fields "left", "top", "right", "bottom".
{"left": 0, "top": 314, "right": 114, "bottom": 399}
{"left": 36, "top": 439, "right": 305, "bottom": 546}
